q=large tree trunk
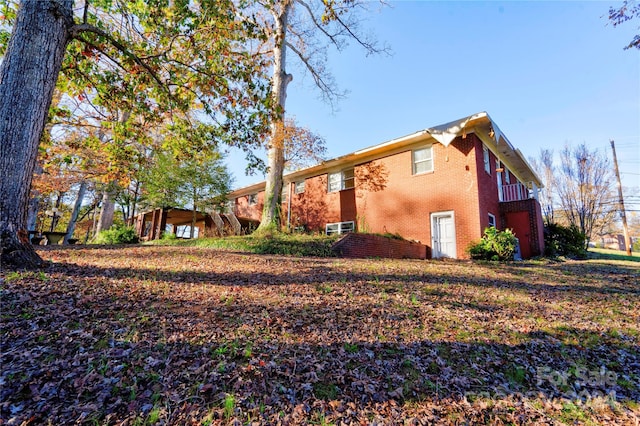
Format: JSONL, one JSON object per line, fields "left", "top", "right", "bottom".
{"left": 257, "top": 1, "right": 293, "bottom": 232}
{"left": 96, "top": 188, "right": 116, "bottom": 233}
{"left": 0, "top": 0, "right": 73, "bottom": 269}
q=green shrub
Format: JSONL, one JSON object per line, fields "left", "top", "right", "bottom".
{"left": 468, "top": 227, "right": 518, "bottom": 261}
{"left": 94, "top": 225, "right": 139, "bottom": 245}
{"left": 161, "top": 232, "right": 177, "bottom": 241}
{"left": 544, "top": 223, "right": 586, "bottom": 259}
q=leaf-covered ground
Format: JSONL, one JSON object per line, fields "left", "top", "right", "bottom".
{"left": 1, "top": 246, "right": 639, "bottom": 425}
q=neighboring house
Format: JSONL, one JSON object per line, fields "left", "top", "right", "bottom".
{"left": 596, "top": 234, "right": 631, "bottom": 251}
{"left": 229, "top": 112, "right": 545, "bottom": 259}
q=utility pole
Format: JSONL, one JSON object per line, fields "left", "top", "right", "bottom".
{"left": 610, "top": 140, "right": 632, "bottom": 256}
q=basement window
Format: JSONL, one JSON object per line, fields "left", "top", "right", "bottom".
{"left": 326, "top": 221, "right": 355, "bottom": 235}
{"left": 488, "top": 213, "right": 496, "bottom": 228}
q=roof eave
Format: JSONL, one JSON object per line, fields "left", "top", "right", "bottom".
{"left": 229, "top": 111, "right": 544, "bottom": 196}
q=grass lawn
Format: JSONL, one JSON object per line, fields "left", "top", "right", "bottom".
{"left": 588, "top": 247, "right": 640, "bottom": 263}
{"left": 1, "top": 245, "right": 638, "bottom": 425}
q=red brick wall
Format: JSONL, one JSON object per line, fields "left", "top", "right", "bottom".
{"left": 288, "top": 174, "right": 329, "bottom": 230}
{"left": 499, "top": 198, "right": 545, "bottom": 258}
{"left": 332, "top": 233, "right": 428, "bottom": 259}
{"left": 475, "top": 138, "right": 501, "bottom": 232}
{"left": 354, "top": 135, "right": 483, "bottom": 258}
{"left": 233, "top": 133, "right": 505, "bottom": 259}
{"left": 235, "top": 192, "right": 263, "bottom": 222}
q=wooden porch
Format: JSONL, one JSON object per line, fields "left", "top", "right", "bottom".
{"left": 134, "top": 208, "right": 242, "bottom": 241}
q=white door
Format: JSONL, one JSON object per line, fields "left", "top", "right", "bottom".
{"left": 431, "top": 212, "right": 456, "bottom": 258}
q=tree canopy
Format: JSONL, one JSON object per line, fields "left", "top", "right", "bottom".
{"left": 534, "top": 144, "right": 615, "bottom": 247}
{"left": 609, "top": 0, "right": 640, "bottom": 50}
{"left": 0, "top": 0, "right": 272, "bottom": 268}
{"left": 250, "top": 0, "right": 387, "bottom": 232}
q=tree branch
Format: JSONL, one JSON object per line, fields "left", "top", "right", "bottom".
{"left": 285, "top": 40, "right": 345, "bottom": 104}
{"left": 70, "top": 23, "right": 165, "bottom": 89}
{"left": 294, "top": 0, "right": 340, "bottom": 48}
{"left": 82, "top": 0, "right": 89, "bottom": 24}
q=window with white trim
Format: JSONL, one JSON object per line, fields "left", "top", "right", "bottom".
{"left": 327, "top": 168, "right": 354, "bottom": 192}
{"left": 505, "top": 167, "right": 511, "bottom": 184}
{"left": 326, "top": 221, "right": 355, "bottom": 235}
{"left": 281, "top": 186, "right": 288, "bottom": 203}
{"left": 248, "top": 193, "right": 257, "bottom": 206}
{"left": 488, "top": 213, "right": 496, "bottom": 228}
{"left": 483, "top": 144, "right": 491, "bottom": 174}
{"left": 295, "top": 180, "right": 305, "bottom": 194}
{"left": 412, "top": 145, "right": 434, "bottom": 175}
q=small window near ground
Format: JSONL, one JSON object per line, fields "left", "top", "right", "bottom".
{"left": 326, "top": 221, "right": 355, "bottom": 235}
{"left": 413, "top": 145, "right": 434, "bottom": 175}
{"left": 488, "top": 213, "right": 496, "bottom": 228}
{"left": 295, "top": 180, "right": 305, "bottom": 194}
{"left": 328, "top": 169, "right": 354, "bottom": 192}
{"left": 248, "top": 193, "right": 257, "bottom": 206}
{"left": 483, "top": 144, "right": 491, "bottom": 174}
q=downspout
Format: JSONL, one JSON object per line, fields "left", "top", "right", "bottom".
{"left": 286, "top": 181, "right": 292, "bottom": 231}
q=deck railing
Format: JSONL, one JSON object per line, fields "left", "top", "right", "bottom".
{"left": 500, "top": 182, "right": 539, "bottom": 202}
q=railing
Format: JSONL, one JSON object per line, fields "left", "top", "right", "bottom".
{"left": 500, "top": 182, "right": 539, "bottom": 202}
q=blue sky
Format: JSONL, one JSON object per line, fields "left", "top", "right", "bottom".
{"left": 226, "top": 1, "right": 639, "bottom": 207}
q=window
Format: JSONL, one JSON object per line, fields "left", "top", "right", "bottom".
{"left": 248, "top": 193, "right": 257, "bottom": 206}
{"left": 505, "top": 167, "right": 511, "bottom": 184}
{"left": 328, "top": 168, "right": 354, "bottom": 192}
{"left": 488, "top": 213, "right": 496, "bottom": 228}
{"left": 295, "top": 180, "right": 305, "bottom": 194}
{"left": 412, "top": 146, "right": 434, "bottom": 175}
{"left": 326, "top": 221, "right": 355, "bottom": 235}
{"left": 281, "top": 186, "right": 288, "bottom": 203}
{"left": 483, "top": 144, "right": 491, "bottom": 174}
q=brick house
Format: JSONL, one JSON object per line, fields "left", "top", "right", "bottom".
{"left": 229, "top": 112, "right": 545, "bottom": 259}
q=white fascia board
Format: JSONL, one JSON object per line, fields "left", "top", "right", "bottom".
{"left": 354, "top": 130, "right": 429, "bottom": 155}
{"left": 427, "top": 111, "right": 489, "bottom": 147}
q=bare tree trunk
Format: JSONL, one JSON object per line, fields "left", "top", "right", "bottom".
{"left": 130, "top": 180, "right": 140, "bottom": 224}
{"left": 27, "top": 196, "right": 40, "bottom": 234}
{"left": 49, "top": 192, "right": 65, "bottom": 232}
{"left": 26, "top": 163, "right": 43, "bottom": 234}
{"left": 96, "top": 188, "right": 116, "bottom": 233}
{"left": 64, "top": 181, "right": 87, "bottom": 244}
{"left": 0, "top": 0, "right": 73, "bottom": 269}
{"left": 257, "top": 1, "right": 293, "bottom": 232}
{"left": 95, "top": 111, "right": 129, "bottom": 234}
{"left": 190, "top": 188, "right": 197, "bottom": 239}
